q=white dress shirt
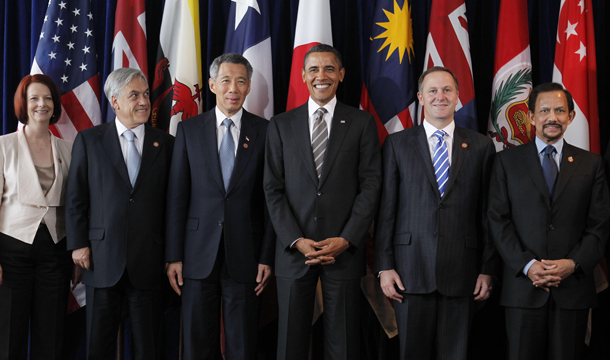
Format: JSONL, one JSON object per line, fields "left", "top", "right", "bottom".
{"left": 115, "top": 118, "right": 145, "bottom": 161}
{"left": 215, "top": 107, "right": 243, "bottom": 156}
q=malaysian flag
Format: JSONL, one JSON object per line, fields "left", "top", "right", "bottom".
{"left": 31, "top": 0, "right": 102, "bottom": 142}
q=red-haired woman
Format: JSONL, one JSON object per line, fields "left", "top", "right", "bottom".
{"left": 0, "top": 74, "right": 77, "bottom": 359}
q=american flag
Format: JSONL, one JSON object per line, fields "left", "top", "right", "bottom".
{"left": 30, "top": 0, "right": 102, "bottom": 142}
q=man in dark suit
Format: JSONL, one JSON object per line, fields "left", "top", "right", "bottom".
{"left": 165, "top": 53, "right": 274, "bottom": 360}
{"left": 488, "top": 82, "right": 610, "bottom": 360}
{"left": 375, "top": 66, "right": 498, "bottom": 359}
{"left": 264, "top": 44, "right": 382, "bottom": 360}
{"left": 66, "top": 68, "right": 174, "bottom": 360}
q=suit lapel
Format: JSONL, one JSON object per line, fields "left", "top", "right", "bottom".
{"left": 100, "top": 121, "right": 131, "bottom": 189}
{"left": 522, "top": 141, "right": 551, "bottom": 202}
{"left": 133, "top": 125, "right": 162, "bottom": 191}
{"left": 16, "top": 130, "right": 46, "bottom": 206}
{"left": 413, "top": 125, "right": 440, "bottom": 197}
{"left": 444, "top": 127, "right": 468, "bottom": 197}
{"left": 553, "top": 143, "right": 577, "bottom": 200}
{"left": 291, "top": 104, "right": 319, "bottom": 186}
{"left": 318, "top": 102, "right": 351, "bottom": 188}
{"left": 227, "top": 111, "right": 257, "bottom": 194}
{"left": 200, "top": 111, "right": 225, "bottom": 193}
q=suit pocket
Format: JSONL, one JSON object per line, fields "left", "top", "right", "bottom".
{"left": 89, "top": 228, "right": 104, "bottom": 241}
{"left": 465, "top": 236, "right": 478, "bottom": 249}
{"left": 394, "top": 232, "right": 412, "bottom": 245}
{"left": 185, "top": 218, "right": 199, "bottom": 231}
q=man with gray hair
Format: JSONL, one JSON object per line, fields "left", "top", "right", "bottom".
{"left": 166, "top": 53, "right": 274, "bottom": 359}
{"left": 66, "top": 67, "right": 174, "bottom": 360}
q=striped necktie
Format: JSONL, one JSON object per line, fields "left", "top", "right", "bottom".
{"left": 311, "top": 107, "right": 328, "bottom": 180}
{"left": 433, "top": 130, "right": 450, "bottom": 197}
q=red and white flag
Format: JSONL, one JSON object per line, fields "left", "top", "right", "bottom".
{"left": 487, "top": 0, "right": 533, "bottom": 151}
{"left": 107, "top": 0, "right": 148, "bottom": 121}
{"left": 420, "top": 0, "right": 477, "bottom": 130}
{"left": 552, "top": 0, "right": 599, "bottom": 154}
{"left": 285, "top": 0, "right": 332, "bottom": 111}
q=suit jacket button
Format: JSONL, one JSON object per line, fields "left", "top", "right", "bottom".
{"left": 314, "top": 217, "right": 317, "bottom": 222}
{"left": 438, "top": 204, "right": 443, "bottom": 210}
{"left": 317, "top": 192, "right": 322, "bottom": 196}
{"left": 549, "top": 224, "right": 554, "bottom": 230}
{"left": 129, "top": 199, "right": 135, "bottom": 203}
{"left": 218, "top": 221, "right": 223, "bottom": 226}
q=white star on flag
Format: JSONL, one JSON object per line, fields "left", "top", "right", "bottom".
{"left": 85, "top": 29, "right": 92, "bottom": 37}
{"left": 55, "top": 18, "right": 64, "bottom": 26}
{"left": 70, "top": 25, "right": 77, "bottom": 33}
{"left": 39, "top": 32, "right": 45, "bottom": 39}
{"left": 61, "top": 75, "right": 68, "bottom": 83}
{"left": 82, "top": 45, "right": 90, "bottom": 54}
{"left": 575, "top": 41, "right": 586, "bottom": 61}
{"left": 64, "top": 58, "right": 71, "bottom": 66}
{"left": 44, "top": 15, "right": 48, "bottom": 22}
{"left": 232, "top": 0, "right": 261, "bottom": 30}
{"left": 48, "top": 51, "right": 57, "bottom": 59}
{"left": 564, "top": 20, "right": 578, "bottom": 40}
{"left": 73, "top": 8, "right": 80, "bottom": 16}
{"left": 67, "top": 41, "right": 75, "bottom": 49}
{"left": 52, "top": 35, "right": 60, "bottom": 42}
{"left": 58, "top": 1, "right": 66, "bottom": 9}
{"left": 87, "top": 12, "right": 93, "bottom": 20}
{"left": 79, "top": 63, "right": 87, "bottom": 71}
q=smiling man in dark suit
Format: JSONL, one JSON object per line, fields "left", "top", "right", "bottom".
{"left": 488, "top": 82, "right": 610, "bottom": 360}
{"left": 375, "top": 66, "right": 498, "bottom": 359}
{"left": 264, "top": 44, "right": 381, "bottom": 360}
{"left": 66, "top": 68, "right": 174, "bottom": 360}
{"left": 165, "top": 53, "right": 274, "bottom": 360}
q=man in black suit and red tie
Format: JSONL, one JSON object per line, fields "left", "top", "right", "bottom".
{"left": 66, "top": 68, "right": 174, "bottom": 360}
{"left": 264, "top": 44, "right": 382, "bottom": 360}
{"left": 375, "top": 66, "right": 498, "bottom": 359}
{"left": 165, "top": 53, "right": 274, "bottom": 360}
{"left": 488, "top": 82, "right": 610, "bottom": 360}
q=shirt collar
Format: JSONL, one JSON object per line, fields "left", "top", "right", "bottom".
{"left": 215, "top": 107, "right": 243, "bottom": 130}
{"left": 422, "top": 119, "right": 455, "bottom": 140}
{"left": 535, "top": 136, "right": 564, "bottom": 155}
{"left": 307, "top": 96, "right": 337, "bottom": 118}
{"left": 115, "top": 117, "right": 145, "bottom": 140}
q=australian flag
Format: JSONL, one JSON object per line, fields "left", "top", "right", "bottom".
{"left": 31, "top": 0, "right": 102, "bottom": 141}
{"left": 361, "top": 0, "right": 417, "bottom": 144}
{"left": 224, "top": 0, "right": 274, "bottom": 119}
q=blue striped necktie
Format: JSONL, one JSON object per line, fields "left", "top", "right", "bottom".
{"left": 433, "top": 130, "right": 450, "bottom": 197}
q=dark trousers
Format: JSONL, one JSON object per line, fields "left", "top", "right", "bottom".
{"left": 394, "top": 291, "right": 474, "bottom": 360}
{"left": 0, "top": 226, "right": 71, "bottom": 360}
{"left": 505, "top": 297, "right": 588, "bottom": 360}
{"left": 86, "top": 272, "right": 163, "bottom": 360}
{"left": 182, "top": 243, "right": 260, "bottom": 360}
{"left": 276, "top": 266, "right": 361, "bottom": 360}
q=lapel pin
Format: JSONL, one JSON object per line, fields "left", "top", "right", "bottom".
{"left": 462, "top": 143, "right": 468, "bottom": 148}
{"left": 243, "top": 143, "right": 249, "bottom": 149}
{"left": 340, "top": 120, "right": 346, "bottom": 124}
{"left": 58, "top": 158, "right": 62, "bottom": 164}
{"left": 153, "top": 142, "right": 159, "bottom": 147}
{"left": 568, "top": 156, "right": 573, "bottom": 162}
{"left": 245, "top": 136, "right": 250, "bottom": 142}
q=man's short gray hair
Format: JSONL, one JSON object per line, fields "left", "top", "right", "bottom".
{"left": 104, "top": 68, "right": 148, "bottom": 101}
{"left": 209, "top": 53, "right": 253, "bottom": 81}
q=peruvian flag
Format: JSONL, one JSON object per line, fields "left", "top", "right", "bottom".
{"left": 285, "top": 0, "right": 332, "bottom": 111}
{"left": 420, "top": 0, "right": 476, "bottom": 130}
{"left": 552, "top": 0, "right": 599, "bottom": 154}
{"left": 487, "top": 0, "right": 533, "bottom": 151}
{"left": 107, "top": 0, "right": 148, "bottom": 122}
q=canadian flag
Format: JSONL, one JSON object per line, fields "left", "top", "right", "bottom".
{"left": 285, "top": 0, "right": 333, "bottom": 111}
{"left": 552, "top": 0, "right": 599, "bottom": 154}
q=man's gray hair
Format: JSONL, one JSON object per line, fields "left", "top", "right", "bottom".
{"left": 209, "top": 53, "right": 253, "bottom": 81}
{"left": 104, "top": 68, "right": 148, "bottom": 101}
